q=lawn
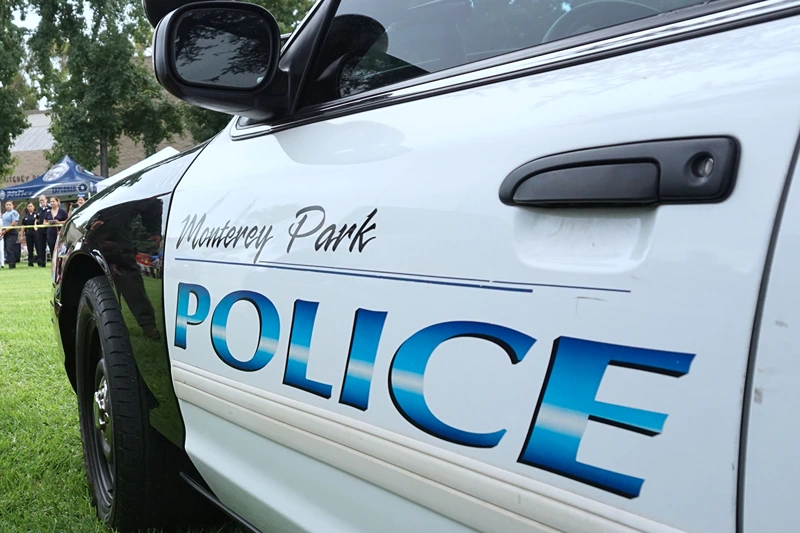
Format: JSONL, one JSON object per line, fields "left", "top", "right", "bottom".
{"left": 0, "top": 266, "right": 240, "bottom": 533}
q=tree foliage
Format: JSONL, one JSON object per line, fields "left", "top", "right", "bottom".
{"left": 0, "top": 0, "right": 30, "bottom": 178}
{"left": 253, "top": 0, "right": 314, "bottom": 34}
{"left": 27, "top": 0, "right": 183, "bottom": 177}
{"left": 181, "top": 104, "right": 232, "bottom": 145}
{"left": 9, "top": 72, "right": 40, "bottom": 110}
{"left": 181, "top": 0, "right": 314, "bottom": 143}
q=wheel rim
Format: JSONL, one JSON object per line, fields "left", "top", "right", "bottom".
{"left": 93, "top": 362, "right": 114, "bottom": 478}
{"left": 85, "top": 330, "right": 114, "bottom": 509}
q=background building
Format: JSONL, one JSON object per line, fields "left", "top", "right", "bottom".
{"left": 3, "top": 109, "right": 197, "bottom": 188}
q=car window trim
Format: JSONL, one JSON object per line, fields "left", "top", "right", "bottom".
{"left": 232, "top": 0, "right": 800, "bottom": 140}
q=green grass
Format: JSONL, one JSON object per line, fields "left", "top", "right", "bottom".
{"left": 0, "top": 266, "right": 240, "bottom": 533}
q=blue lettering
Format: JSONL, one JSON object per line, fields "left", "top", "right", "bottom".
{"left": 518, "top": 336, "right": 695, "bottom": 498}
{"left": 389, "top": 321, "right": 535, "bottom": 448}
{"left": 172, "top": 282, "right": 696, "bottom": 500}
{"left": 174, "top": 283, "right": 210, "bottom": 349}
{"left": 211, "top": 290, "right": 280, "bottom": 372}
{"left": 283, "top": 300, "right": 333, "bottom": 398}
{"left": 339, "top": 309, "right": 388, "bottom": 410}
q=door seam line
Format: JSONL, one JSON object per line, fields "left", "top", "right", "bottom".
{"left": 737, "top": 126, "right": 800, "bottom": 533}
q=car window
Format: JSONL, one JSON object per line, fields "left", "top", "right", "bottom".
{"left": 301, "top": 0, "right": 712, "bottom": 107}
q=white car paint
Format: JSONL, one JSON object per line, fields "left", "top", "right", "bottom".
{"left": 161, "top": 7, "right": 800, "bottom": 533}
{"left": 742, "top": 149, "right": 800, "bottom": 533}
{"left": 95, "top": 147, "right": 180, "bottom": 193}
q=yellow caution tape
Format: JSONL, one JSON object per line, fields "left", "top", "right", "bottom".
{"left": 0, "top": 224, "right": 63, "bottom": 231}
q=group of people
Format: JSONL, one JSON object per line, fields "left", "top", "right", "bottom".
{"left": 0, "top": 194, "right": 86, "bottom": 269}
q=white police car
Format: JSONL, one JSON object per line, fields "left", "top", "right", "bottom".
{"left": 52, "top": 0, "right": 800, "bottom": 532}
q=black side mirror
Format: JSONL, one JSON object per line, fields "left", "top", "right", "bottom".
{"left": 153, "top": 1, "right": 287, "bottom": 121}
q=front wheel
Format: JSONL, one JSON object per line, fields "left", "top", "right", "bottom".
{"left": 74, "top": 275, "right": 205, "bottom": 531}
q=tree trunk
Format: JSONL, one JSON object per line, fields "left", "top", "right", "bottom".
{"left": 100, "top": 135, "right": 109, "bottom": 178}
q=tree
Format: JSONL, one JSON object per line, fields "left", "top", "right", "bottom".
{"left": 254, "top": 0, "right": 314, "bottom": 34}
{"left": 28, "top": 0, "right": 183, "bottom": 177}
{"left": 181, "top": 0, "right": 314, "bottom": 143}
{"left": 10, "top": 73, "right": 40, "bottom": 110}
{"left": 0, "top": 0, "right": 30, "bottom": 179}
{"left": 9, "top": 44, "right": 42, "bottom": 111}
{"left": 182, "top": 104, "right": 233, "bottom": 145}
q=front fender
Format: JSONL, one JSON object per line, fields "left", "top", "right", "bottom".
{"left": 52, "top": 142, "right": 207, "bottom": 448}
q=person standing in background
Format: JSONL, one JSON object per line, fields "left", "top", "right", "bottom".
{"left": 1, "top": 200, "right": 20, "bottom": 269}
{"left": 44, "top": 197, "right": 67, "bottom": 260}
{"left": 67, "top": 195, "right": 86, "bottom": 218}
{"left": 22, "top": 202, "right": 37, "bottom": 267}
{"left": 34, "top": 194, "right": 48, "bottom": 266}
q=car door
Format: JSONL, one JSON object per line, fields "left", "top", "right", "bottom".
{"left": 740, "top": 131, "right": 800, "bottom": 533}
{"left": 162, "top": 1, "right": 800, "bottom": 532}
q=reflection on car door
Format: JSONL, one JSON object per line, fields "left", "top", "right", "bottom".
{"left": 163, "top": 13, "right": 800, "bottom": 533}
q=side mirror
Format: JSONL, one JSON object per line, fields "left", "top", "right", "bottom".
{"left": 153, "top": 1, "right": 287, "bottom": 121}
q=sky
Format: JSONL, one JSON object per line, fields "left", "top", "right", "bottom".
{"left": 13, "top": 9, "right": 40, "bottom": 31}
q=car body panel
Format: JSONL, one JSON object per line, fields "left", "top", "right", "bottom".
{"left": 741, "top": 138, "right": 800, "bottom": 533}
{"left": 161, "top": 13, "right": 800, "bottom": 533}
{"left": 53, "top": 144, "right": 206, "bottom": 446}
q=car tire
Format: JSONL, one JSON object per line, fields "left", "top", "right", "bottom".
{"left": 74, "top": 275, "right": 201, "bottom": 531}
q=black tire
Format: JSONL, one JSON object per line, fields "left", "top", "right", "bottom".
{"left": 74, "top": 275, "right": 207, "bottom": 532}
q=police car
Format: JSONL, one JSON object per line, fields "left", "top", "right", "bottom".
{"left": 51, "top": 0, "right": 800, "bottom": 531}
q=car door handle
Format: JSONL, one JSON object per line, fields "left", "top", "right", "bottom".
{"left": 499, "top": 137, "right": 739, "bottom": 208}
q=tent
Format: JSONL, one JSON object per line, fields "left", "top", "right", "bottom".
{"left": 0, "top": 155, "right": 104, "bottom": 202}
{"left": 96, "top": 147, "right": 179, "bottom": 193}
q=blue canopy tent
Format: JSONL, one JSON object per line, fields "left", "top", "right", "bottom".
{"left": 0, "top": 155, "right": 104, "bottom": 202}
